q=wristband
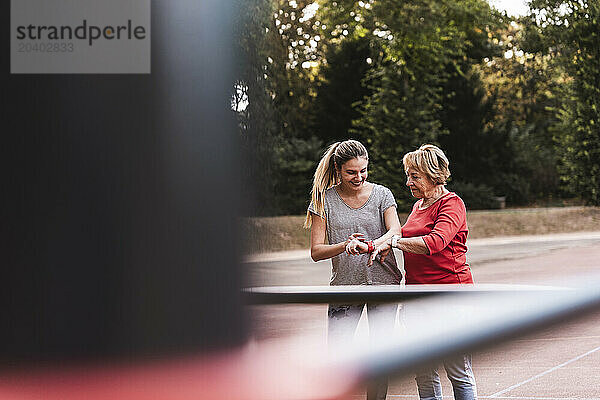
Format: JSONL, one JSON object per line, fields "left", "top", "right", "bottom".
{"left": 367, "top": 240, "right": 374, "bottom": 253}
{"left": 391, "top": 235, "right": 400, "bottom": 249}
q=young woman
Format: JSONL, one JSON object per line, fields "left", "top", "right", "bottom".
{"left": 305, "top": 139, "right": 401, "bottom": 400}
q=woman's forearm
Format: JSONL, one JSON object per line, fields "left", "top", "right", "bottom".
{"left": 374, "top": 228, "right": 400, "bottom": 248}
{"left": 374, "top": 207, "right": 401, "bottom": 248}
{"left": 392, "top": 236, "right": 429, "bottom": 255}
{"left": 310, "top": 241, "right": 347, "bottom": 261}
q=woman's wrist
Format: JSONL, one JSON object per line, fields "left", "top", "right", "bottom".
{"left": 342, "top": 238, "right": 352, "bottom": 253}
{"left": 373, "top": 237, "right": 386, "bottom": 248}
{"left": 390, "top": 235, "right": 400, "bottom": 249}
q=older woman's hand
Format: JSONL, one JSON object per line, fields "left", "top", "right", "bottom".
{"left": 368, "top": 242, "right": 391, "bottom": 266}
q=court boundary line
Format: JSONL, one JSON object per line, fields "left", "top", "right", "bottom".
{"left": 488, "top": 344, "right": 600, "bottom": 398}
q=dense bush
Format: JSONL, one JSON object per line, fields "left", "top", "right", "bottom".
{"left": 447, "top": 181, "right": 499, "bottom": 210}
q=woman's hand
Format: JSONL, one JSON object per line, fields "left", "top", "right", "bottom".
{"left": 346, "top": 238, "right": 368, "bottom": 255}
{"left": 344, "top": 233, "right": 364, "bottom": 255}
{"left": 348, "top": 232, "right": 364, "bottom": 242}
{"left": 368, "top": 241, "right": 391, "bottom": 266}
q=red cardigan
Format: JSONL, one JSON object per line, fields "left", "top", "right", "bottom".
{"left": 401, "top": 192, "right": 474, "bottom": 284}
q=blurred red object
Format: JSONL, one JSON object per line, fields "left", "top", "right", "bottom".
{"left": 0, "top": 341, "right": 358, "bottom": 400}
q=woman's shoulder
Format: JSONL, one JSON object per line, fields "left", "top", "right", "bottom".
{"left": 321, "top": 186, "right": 342, "bottom": 206}
{"left": 443, "top": 191, "right": 462, "bottom": 201}
{"left": 308, "top": 187, "right": 337, "bottom": 213}
{"left": 439, "top": 191, "right": 466, "bottom": 209}
{"left": 323, "top": 186, "right": 338, "bottom": 198}
{"left": 370, "top": 183, "right": 398, "bottom": 205}
{"left": 371, "top": 182, "right": 393, "bottom": 196}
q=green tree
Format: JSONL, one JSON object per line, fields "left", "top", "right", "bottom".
{"left": 233, "top": 0, "right": 279, "bottom": 215}
{"left": 236, "top": 0, "right": 571, "bottom": 214}
{"left": 234, "top": 0, "right": 327, "bottom": 215}
{"left": 348, "top": 0, "right": 502, "bottom": 209}
{"left": 437, "top": 5, "right": 506, "bottom": 205}
{"left": 471, "top": 15, "right": 564, "bottom": 204}
{"left": 272, "top": 136, "right": 324, "bottom": 213}
{"left": 311, "top": 35, "right": 373, "bottom": 143}
{"left": 527, "top": 0, "right": 600, "bottom": 204}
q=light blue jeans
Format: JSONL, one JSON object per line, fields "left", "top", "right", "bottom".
{"left": 328, "top": 302, "right": 398, "bottom": 400}
{"left": 415, "top": 354, "right": 477, "bottom": 400}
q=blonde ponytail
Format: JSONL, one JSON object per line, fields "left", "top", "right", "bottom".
{"left": 304, "top": 139, "right": 368, "bottom": 229}
{"left": 304, "top": 142, "right": 340, "bottom": 228}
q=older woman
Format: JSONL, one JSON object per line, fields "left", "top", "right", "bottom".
{"left": 364, "top": 144, "right": 477, "bottom": 400}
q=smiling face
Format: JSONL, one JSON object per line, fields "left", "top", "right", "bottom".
{"left": 338, "top": 157, "right": 368, "bottom": 191}
{"left": 405, "top": 167, "right": 437, "bottom": 199}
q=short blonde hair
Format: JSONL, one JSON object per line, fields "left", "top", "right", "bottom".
{"left": 402, "top": 144, "right": 450, "bottom": 185}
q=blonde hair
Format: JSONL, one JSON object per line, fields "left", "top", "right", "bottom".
{"left": 304, "top": 140, "right": 368, "bottom": 228}
{"left": 402, "top": 144, "right": 450, "bottom": 185}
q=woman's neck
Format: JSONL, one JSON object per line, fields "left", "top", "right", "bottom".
{"left": 337, "top": 181, "right": 370, "bottom": 197}
{"left": 420, "top": 186, "right": 447, "bottom": 208}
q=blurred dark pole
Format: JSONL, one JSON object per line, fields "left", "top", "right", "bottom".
{"left": 0, "top": 0, "right": 245, "bottom": 363}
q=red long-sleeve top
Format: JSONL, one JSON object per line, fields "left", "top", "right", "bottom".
{"left": 401, "top": 192, "right": 474, "bottom": 284}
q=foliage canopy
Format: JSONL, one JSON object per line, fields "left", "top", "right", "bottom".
{"left": 234, "top": 0, "right": 597, "bottom": 214}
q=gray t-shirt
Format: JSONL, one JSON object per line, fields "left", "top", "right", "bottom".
{"left": 309, "top": 183, "right": 401, "bottom": 285}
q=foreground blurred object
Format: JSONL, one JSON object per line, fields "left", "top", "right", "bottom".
{"left": 1, "top": 0, "right": 242, "bottom": 364}
{"left": 0, "top": 343, "right": 358, "bottom": 400}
